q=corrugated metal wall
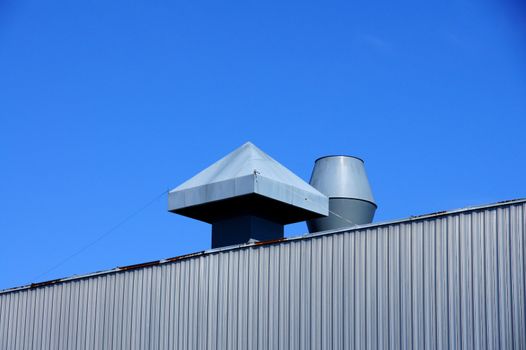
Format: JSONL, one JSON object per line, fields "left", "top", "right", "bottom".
{"left": 1, "top": 201, "right": 525, "bottom": 349}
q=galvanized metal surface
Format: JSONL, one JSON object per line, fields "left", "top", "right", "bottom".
{"left": 1, "top": 200, "right": 525, "bottom": 349}
{"left": 307, "top": 155, "right": 377, "bottom": 232}
{"left": 168, "top": 142, "right": 328, "bottom": 217}
{"left": 309, "top": 155, "right": 375, "bottom": 203}
{"left": 307, "top": 197, "right": 377, "bottom": 232}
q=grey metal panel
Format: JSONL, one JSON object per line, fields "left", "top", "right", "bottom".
{"left": 1, "top": 201, "right": 526, "bottom": 349}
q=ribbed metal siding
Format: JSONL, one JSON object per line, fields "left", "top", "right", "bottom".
{"left": 0, "top": 202, "right": 525, "bottom": 349}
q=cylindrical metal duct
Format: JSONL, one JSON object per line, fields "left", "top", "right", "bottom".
{"left": 306, "top": 155, "right": 377, "bottom": 233}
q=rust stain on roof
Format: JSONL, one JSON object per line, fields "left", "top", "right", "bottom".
{"left": 30, "top": 278, "right": 62, "bottom": 289}
{"left": 164, "top": 251, "right": 205, "bottom": 262}
{"left": 254, "top": 237, "right": 286, "bottom": 246}
{"left": 117, "top": 260, "right": 161, "bottom": 271}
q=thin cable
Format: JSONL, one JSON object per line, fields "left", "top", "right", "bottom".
{"left": 32, "top": 189, "right": 169, "bottom": 283}
{"left": 328, "top": 209, "right": 357, "bottom": 227}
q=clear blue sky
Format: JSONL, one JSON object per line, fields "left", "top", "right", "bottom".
{"left": 1, "top": 0, "right": 525, "bottom": 290}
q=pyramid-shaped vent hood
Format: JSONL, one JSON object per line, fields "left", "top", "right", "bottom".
{"left": 169, "top": 142, "right": 328, "bottom": 248}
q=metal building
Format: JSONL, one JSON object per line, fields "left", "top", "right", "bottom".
{"left": 1, "top": 198, "right": 525, "bottom": 349}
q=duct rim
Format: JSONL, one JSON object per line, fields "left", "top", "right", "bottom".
{"left": 327, "top": 196, "right": 378, "bottom": 208}
{"left": 314, "top": 155, "right": 365, "bottom": 163}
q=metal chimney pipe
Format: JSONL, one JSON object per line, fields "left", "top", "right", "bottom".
{"left": 306, "top": 155, "right": 377, "bottom": 233}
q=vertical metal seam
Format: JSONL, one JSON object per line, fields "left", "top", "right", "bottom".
{"left": 268, "top": 246, "right": 273, "bottom": 349}
{"left": 235, "top": 252, "right": 241, "bottom": 350}
{"left": 340, "top": 234, "right": 345, "bottom": 350}
{"left": 297, "top": 242, "right": 302, "bottom": 350}
{"left": 119, "top": 274, "right": 127, "bottom": 349}
{"left": 30, "top": 290, "right": 35, "bottom": 349}
{"left": 245, "top": 251, "right": 251, "bottom": 350}
{"left": 3, "top": 294, "right": 9, "bottom": 349}
{"left": 72, "top": 283, "right": 80, "bottom": 350}
{"left": 215, "top": 256, "right": 222, "bottom": 350}
{"left": 422, "top": 222, "right": 426, "bottom": 350}
{"left": 474, "top": 212, "right": 475, "bottom": 348}
{"left": 276, "top": 247, "right": 281, "bottom": 350}
{"left": 444, "top": 218, "right": 451, "bottom": 349}
{"left": 225, "top": 253, "right": 231, "bottom": 349}
{"left": 458, "top": 216, "right": 463, "bottom": 350}
{"left": 13, "top": 291, "right": 20, "bottom": 349}
{"left": 309, "top": 241, "right": 313, "bottom": 350}
{"left": 508, "top": 206, "right": 515, "bottom": 350}
{"left": 483, "top": 211, "right": 489, "bottom": 349}
{"left": 88, "top": 278, "right": 95, "bottom": 349}
{"left": 12, "top": 286, "right": 20, "bottom": 349}
{"left": 22, "top": 290, "right": 30, "bottom": 350}
{"left": 364, "top": 232, "right": 368, "bottom": 350}
{"left": 93, "top": 278, "right": 100, "bottom": 349}
{"left": 156, "top": 268, "right": 163, "bottom": 350}
{"left": 0, "top": 291, "right": 3, "bottom": 348}
{"left": 134, "top": 272, "right": 141, "bottom": 349}
{"left": 97, "top": 277, "right": 104, "bottom": 349}
{"left": 256, "top": 249, "right": 262, "bottom": 350}
{"left": 331, "top": 237, "right": 335, "bottom": 350}
{"left": 207, "top": 257, "right": 212, "bottom": 349}
{"left": 60, "top": 280, "right": 68, "bottom": 349}
{"left": 111, "top": 275, "right": 117, "bottom": 350}
{"left": 320, "top": 238, "right": 324, "bottom": 350}
{"left": 376, "top": 228, "right": 379, "bottom": 349}
{"left": 495, "top": 210, "right": 502, "bottom": 347}
{"left": 354, "top": 232, "right": 358, "bottom": 350}
{"left": 287, "top": 243, "right": 294, "bottom": 349}
{"left": 8, "top": 293, "right": 14, "bottom": 349}
{"left": 398, "top": 226, "right": 403, "bottom": 350}
{"left": 37, "top": 288, "right": 45, "bottom": 349}
{"left": 148, "top": 267, "right": 156, "bottom": 349}
{"left": 409, "top": 223, "right": 413, "bottom": 350}
{"left": 523, "top": 204, "right": 526, "bottom": 349}
{"left": 387, "top": 226, "right": 391, "bottom": 350}
{"left": 83, "top": 280, "right": 90, "bottom": 350}
{"left": 127, "top": 272, "right": 135, "bottom": 350}
{"left": 100, "top": 277, "right": 107, "bottom": 348}
{"left": 10, "top": 293, "right": 16, "bottom": 349}
{"left": 434, "top": 220, "right": 438, "bottom": 350}
{"left": 186, "top": 261, "right": 192, "bottom": 349}
{"left": 7, "top": 289, "right": 14, "bottom": 349}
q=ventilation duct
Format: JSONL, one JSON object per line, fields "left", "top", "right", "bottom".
{"left": 169, "top": 142, "right": 329, "bottom": 248}
{"left": 307, "top": 156, "right": 376, "bottom": 233}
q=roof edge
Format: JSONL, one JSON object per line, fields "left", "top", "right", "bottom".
{"left": 2, "top": 197, "right": 525, "bottom": 296}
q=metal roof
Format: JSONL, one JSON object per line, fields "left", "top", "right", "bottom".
{"left": 1, "top": 197, "right": 524, "bottom": 296}
{"left": 2, "top": 197, "right": 525, "bottom": 349}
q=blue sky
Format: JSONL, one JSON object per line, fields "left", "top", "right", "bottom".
{"left": 1, "top": 0, "right": 525, "bottom": 290}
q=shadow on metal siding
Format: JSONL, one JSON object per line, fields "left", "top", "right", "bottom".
{"left": 0, "top": 202, "right": 525, "bottom": 349}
